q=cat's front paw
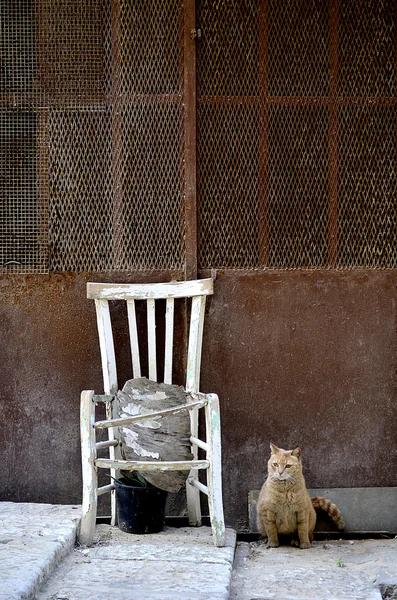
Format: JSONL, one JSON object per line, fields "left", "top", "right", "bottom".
{"left": 299, "top": 541, "right": 312, "bottom": 549}
{"left": 266, "top": 540, "right": 279, "bottom": 548}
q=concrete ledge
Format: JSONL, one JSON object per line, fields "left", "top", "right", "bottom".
{"left": 0, "top": 502, "right": 81, "bottom": 600}
{"left": 249, "top": 487, "right": 397, "bottom": 533}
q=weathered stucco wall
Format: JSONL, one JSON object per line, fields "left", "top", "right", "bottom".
{"left": 1, "top": 270, "right": 396, "bottom": 531}
{"left": 200, "top": 270, "right": 397, "bottom": 530}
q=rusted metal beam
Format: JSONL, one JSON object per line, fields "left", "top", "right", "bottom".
{"left": 258, "top": 0, "right": 269, "bottom": 267}
{"left": 183, "top": 0, "right": 198, "bottom": 280}
{"left": 111, "top": 0, "right": 123, "bottom": 270}
{"left": 328, "top": 0, "right": 339, "bottom": 267}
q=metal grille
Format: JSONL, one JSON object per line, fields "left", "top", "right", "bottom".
{"left": 48, "top": 0, "right": 185, "bottom": 272}
{"left": 197, "top": 0, "right": 397, "bottom": 269}
{"left": 0, "top": 1, "right": 47, "bottom": 274}
{"left": 268, "top": 106, "right": 329, "bottom": 268}
{"left": 1, "top": 0, "right": 184, "bottom": 273}
{"left": 2, "top": 1, "right": 397, "bottom": 273}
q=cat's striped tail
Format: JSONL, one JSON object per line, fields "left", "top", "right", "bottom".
{"left": 311, "top": 496, "right": 345, "bottom": 529}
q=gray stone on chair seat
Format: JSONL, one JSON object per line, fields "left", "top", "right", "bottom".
{"left": 117, "top": 378, "right": 194, "bottom": 492}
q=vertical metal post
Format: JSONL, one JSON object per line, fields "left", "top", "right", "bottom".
{"left": 328, "top": 0, "right": 339, "bottom": 267}
{"left": 111, "top": 0, "right": 123, "bottom": 270}
{"left": 258, "top": 0, "right": 269, "bottom": 267}
{"left": 184, "top": 0, "right": 198, "bottom": 280}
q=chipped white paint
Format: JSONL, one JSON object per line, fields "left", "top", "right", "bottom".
{"left": 186, "top": 294, "right": 207, "bottom": 526}
{"left": 147, "top": 298, "right": 157, "bottom": 381}
{"left": 121, "top": 428, "right": 160, "bottom": 459}
{"left": 79, "top": 390, "right": 97, "bottom": 547}
{"left": 205, "top": 394, "right": 226, "bottom": 547}
{"left": 94, "top": 300, "right": 119, "bottom": 524}
{"left": 95, "top": 299, "right": 118, "bottom": 395}
{"left": 186, "top": 294, "right": 206, "bottom": 393}
{"left": 190, "top": 436, "right": 208, "bottom": 452}
{"left": 97, "top": 483, "right": 114, "bottom": 496}
{"left": 164, "top": 297, "right": 174, "bottom": 383}
{"left": 127, "top": 299, "right": 141, "bottom": 378}
{"left": 120, "top": 403, "right": 162, "bottom": 429}
{"left": 95, "top": 458, "right": 210, "bottom": 471}
{"left": 87, "top": 278, "right": 214, "bottom": 300}
{"left": 94, "top": 399, "right": 206, "bottom": 429}
{"left": 189, "top": 477, "right": 209, "bottom": 496}
{"left": 80, "top": 278, "right": 225, "bottom": 547}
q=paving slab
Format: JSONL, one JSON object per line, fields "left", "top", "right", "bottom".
{"left": 230, "top": 538, "right": 397, "bottom": 600}
{"left": 36, "top": 525, "right": 237, "bottom": 600}
{"left": 0, "top": 502, "right": 81, "bottom": 600}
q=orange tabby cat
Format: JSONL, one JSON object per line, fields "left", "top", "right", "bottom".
{"left": 256, "top": 443, "right": 344, "bottom": 549}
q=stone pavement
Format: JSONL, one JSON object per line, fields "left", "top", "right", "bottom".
{"left": 230, "top": 537, "right": 397, "bottom": 600}
{"left": 0, "top": 502, "right": 236, "bottom": 600}
{"left": 1, "top": 501, "right": 397, "bottom": 600}
{"left": 36, "top": 524, "right": 236, "bottom": 600}
{"left": 0, "top": 502, "right": 81, "bottom": 600}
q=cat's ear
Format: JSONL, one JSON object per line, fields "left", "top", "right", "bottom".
{"left": 291, "top": 447, "right": 301, "bottom": 459}
{"left": 270, "top": 442, "right": 279, "bottom": 455}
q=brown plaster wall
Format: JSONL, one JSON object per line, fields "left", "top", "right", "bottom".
{"left": 1, "top": 270, "right": 396, "bottom": 531}
{"left": 200, "top": 270, "right": 397, "bottom": 530}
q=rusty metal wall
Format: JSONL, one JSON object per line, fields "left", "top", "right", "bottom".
{"left": 200, "top": 269, "right": 397, "bottom": 529}
{"left": 0, "top": 0, "right": 186, "bottom": 275}
{"left": 1, "top": 270, "right": 396, "bottom": 531}
{"left": 1, "top": 1, "right": 397, "bottom": 532}
{"left": 0, "top": 271, "right": 184, "bottom": 506}
{"left": 197, "top": 0, "right": 397, "bottom": 269}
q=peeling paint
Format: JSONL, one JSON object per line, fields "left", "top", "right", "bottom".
{"left": 121, "top": 428, "right": 160, "bottom": 459}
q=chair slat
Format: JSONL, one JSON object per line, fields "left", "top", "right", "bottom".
{"left": 164, "top": 297, "right": 174, "bottom": 384}
{"left": 127, "top": 299, "right": 141, "bottom": 378}
{"left": 186, "top": 294, "right": 207, "bottom": 527}
{"left": 94, "top": 398, "right": 207, "bottom": 429}
{"left": 95, "top": 458, "right": 210, "bottom": 471}
{"left": 87, "top": 278, "right": 214, "bottom": 300}
{"left": 189, "top": 478, "right": 209, "bottom": 496}
{"left": 147, "top": 298, "right": 157, "bottom": 381}
{"left": 95, "top": 299, "right": 118, "bottom": 394}
{"left": 186, "top": 295, "right": 206, "bottom": 392}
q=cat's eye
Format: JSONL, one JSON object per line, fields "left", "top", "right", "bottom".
{"left": 272, "top": 462, "right": 278, "bottom": 467}
{"left": 285, "top": 464, "right": 291, "bottom": 468}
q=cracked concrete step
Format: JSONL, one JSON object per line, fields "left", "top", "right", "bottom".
{"left": 0, "top": 502, "right": 81, "bottom": 600}
{"left": 36, "top": 525, "right": 237, "bottom": 600}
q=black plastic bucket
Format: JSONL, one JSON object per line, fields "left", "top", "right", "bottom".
{"left": 114, "top": 480, "right": 168, "bottom": 534}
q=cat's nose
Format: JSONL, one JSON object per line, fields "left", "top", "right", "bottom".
{"left": 278, "top": 467, "right": 284, "bottom": 475}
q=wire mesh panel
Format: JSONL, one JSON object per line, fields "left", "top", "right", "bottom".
{"left": 338, "top": 106, "right": 397, "bottom": 268}
{"left": 197, "top": 0, "right": 260, "bottom": 269}
{"left": 2, "top": 1, "right": 397, "bottom": 273}
{"left": 0, "top": 1, "right": 47, "bottom": 274}
{"left": 1, "top": 0, "right": 185, "bottom": 273}
{"left": 268, "top": 106, "right": 329, "bottom": 268}
{"left": 48, "top": 110, "right": 113, "bottom": 271}
{"left": 197, "top": 0, "right": 397, "bottom": 269}
{"left": 199, "top": 104, "right": 260, "bottom": 268}
{"left": 116, "top": 0, "right": 185, "bottom": 271}
{"left": 267, "top": 0, "right": 329, "bottom": 97}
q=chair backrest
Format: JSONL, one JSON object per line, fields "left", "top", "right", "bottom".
{"left": 87, "top": 279, "right": 214, "bottom": 395}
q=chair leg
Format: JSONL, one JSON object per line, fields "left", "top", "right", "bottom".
{"left": 187, "top": 405, "right": 202, "bottom": 526}
{"left": 186, "top": 471, "right": 202, "bottom": 526}
{"left": 79, "top": 390, "right": 98, "bottom": 546}
{"left": 206, "top": 394, "right": 226, "bottom": 547}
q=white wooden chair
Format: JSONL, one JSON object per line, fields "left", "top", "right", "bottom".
{"left": 79, "top": 279, "right": 226, "bottom": 547}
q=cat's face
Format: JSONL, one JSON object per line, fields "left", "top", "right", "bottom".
{"left": 267, "top": 443, "right": 302, "bottom": 482}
